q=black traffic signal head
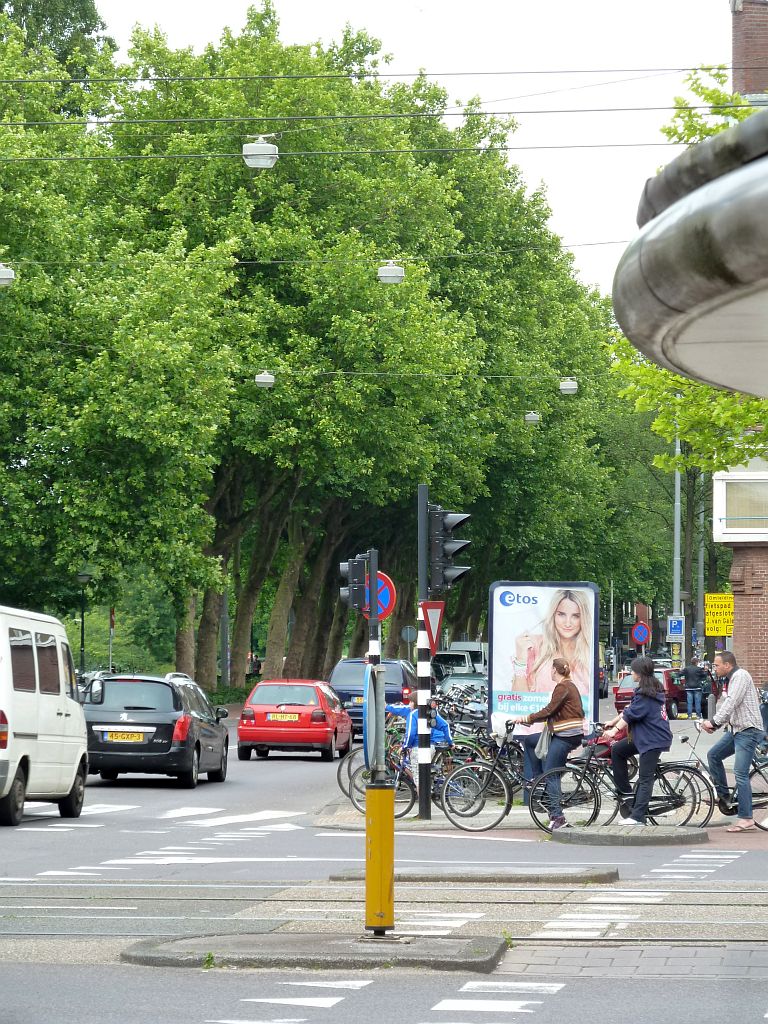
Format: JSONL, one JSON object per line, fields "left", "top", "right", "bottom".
{"left": 427, "top": 701, "right": 438, "bottom": 728}
{"left": 429, "top": 505, "right": 471, "bottom": 594}
{"left": 339, "top": 557, "right": 366, "bottom": 611}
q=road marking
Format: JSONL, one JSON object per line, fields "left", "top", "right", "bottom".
{"left": 187, "top": 811, "right": 305, "bottom": 827}
{"left": 432, "top": 999, "right": 541, "bottom": 1012}
{"left": 279, "top": 981, "right": 373, "bottom": 989}
{"left": 47, "top": 823, "right": 104, "bottom": 828}
{"left": 80, "top": 804, "right": 140, "bottom": 815}
{"left": 158, "top": 807, "right": 225, "bottom": 819}
{"left": 104, "top": 856, "right": 367, "bottom": 865}
{"left": 36, "top": 871, "right": 101, "bottom": 876}
{"left": 207, "top": 1019, "right": 308, "bottom": 1023}
{"left": 461, "top": 982, "right": 564, "bottom": 994}
{"left": 242, "top": 997, "right": 344, "bottom": 1008}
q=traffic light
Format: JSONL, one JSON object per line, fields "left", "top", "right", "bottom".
{"left": 339, "top": 557, "right": 366, "bottom": 611}
{"left": 428, "top": 505, "right": 471, "bottom": 594}
{"left": 427, "top": 701, "right": 438, "bottom": 730}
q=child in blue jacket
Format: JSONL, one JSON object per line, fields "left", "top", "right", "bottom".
{"left": 385, "top": 698, "right": 452, "bottom": 789}
{"left": 603, "top": 655, "right": 672, "bottom": 826}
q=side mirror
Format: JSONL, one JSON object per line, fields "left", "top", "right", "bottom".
{"left": 215, "top": 707, "right": 229, "bottom": 721}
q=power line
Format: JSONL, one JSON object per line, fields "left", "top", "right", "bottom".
{"left": 0, "top": 103, "right": 748, "bottom": 131}
{"left": 0, "top": 141, "right": 683, "bottom": 164}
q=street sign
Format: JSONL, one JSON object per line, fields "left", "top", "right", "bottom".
{"left": 631, "top": 621, "right": 651, "bottom": 647}
{"left": 400, "top": 625, "right": 417, "bottom": 644}
{"left": 420, "top": 600, "right": 445, "bottom": 657}
{"left": 666, "top": 615, "right": 684, "bottom": 641}
{"left": 363, "top": 571, "right": 397, "bottom": 621}
{"left": 705, "top": 592, "right": 734, "bottom": 636}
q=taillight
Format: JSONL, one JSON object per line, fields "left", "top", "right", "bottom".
{"left": 172, "top": 714, "right": 192, "bottom": 742}
{"left": 241, "top": 707, "right": 255, "bottom": 721}
{"left": 0, "top": 711, "right": 7, "bottom": 750}
{"left": 402, "top": 687, "right": 411, "bottom": 700}
{"left": 311, "top": 709, "right": 327, "bottom": 723}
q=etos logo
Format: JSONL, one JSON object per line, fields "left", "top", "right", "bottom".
{"left": 498, "top": 591, "right": 539, "bottom": 607}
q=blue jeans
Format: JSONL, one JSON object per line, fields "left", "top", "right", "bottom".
{"left": 707, "top": 727, "right": 763, "bottom": 819}
{"left": 543, "top": 734, "right": 582, "bottom": 819}
{"left": 521, "top": 732, "right": 543, "bottom": 805}
{"left": 686, "top": 689, "right": 702, "bottom": 717}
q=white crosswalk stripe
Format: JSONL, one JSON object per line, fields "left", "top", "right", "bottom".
{"left": 643, "top": 849, "right": 745, "bottom": 881}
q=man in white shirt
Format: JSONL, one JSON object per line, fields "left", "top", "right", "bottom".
{"left": 702, "top": 651, "right": 764, "bottom": 832}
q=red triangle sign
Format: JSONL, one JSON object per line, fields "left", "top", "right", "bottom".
{"left": 421, "top": 601, "right": 445, "bottom": 657}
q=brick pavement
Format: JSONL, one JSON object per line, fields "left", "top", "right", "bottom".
{"left": 497, "top": 944, "right": 768, "bottom": 978}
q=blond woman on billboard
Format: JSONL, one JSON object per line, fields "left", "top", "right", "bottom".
{"left": 512, "top": 588, "right": 592, "bottom": 696}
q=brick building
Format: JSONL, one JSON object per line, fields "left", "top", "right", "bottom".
{"left": 732, "top": 0, "right": 768, "bottom": 100}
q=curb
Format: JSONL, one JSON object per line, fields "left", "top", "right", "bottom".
{"left": 551, "top": 826, "right": 709, "bottom": 846}
{"left": 121, "top": 932, "right": 508, "bottom": 973}
{"left": 330, "top": 866, "right": 619, "bottom": 883}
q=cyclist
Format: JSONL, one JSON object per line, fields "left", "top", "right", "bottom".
{"left": 385, "top": 697, "right": 453, "bottom": 790}
{"left": 508, "top": 657, "right": 586, "bottom": 831}
{"left": 702, "top": 651, "right": 764, "bottom": 832}
{"left": 603, "top": 655, "right": 672, "bottom": 827}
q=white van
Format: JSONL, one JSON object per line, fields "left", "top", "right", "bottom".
{"left": 449, "top": 641, "right": 488, "bottom": 674}
{"left": 0, "top": 605, "right": 88, "bottom": 826}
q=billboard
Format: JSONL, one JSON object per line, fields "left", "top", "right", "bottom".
{"left": 488, "top": 581, "right": 600, "bottom": 730}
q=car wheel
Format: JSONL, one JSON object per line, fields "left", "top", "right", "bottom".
{"left": 100, "top": 770, "right": 119, "bottom": 782}
{"left": 58, "top": 764, "right": 86, "bottom": 818}
{"left": 0, "top": 766, "right": 26, "bottom": 826}
{"left": 208, "top": 742, "right": 228, "bottom": 783}
{"left": 668, "top": 699, "right": 679, "bottom": 720}
{"left": 321, "top": 734, "right": 336, "bottom": 762}
{"left": 237, "top": 744, "right": 252, "bottom": 761}
{"left": 178, "top": 746, "right": 200, "bottom": 788}
{"left": 255, "top": 748, "right": 269, "bottom": 759}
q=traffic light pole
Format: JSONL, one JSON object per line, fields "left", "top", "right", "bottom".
{"left": 416, "top": 484, "right": 432, "bottom": 819}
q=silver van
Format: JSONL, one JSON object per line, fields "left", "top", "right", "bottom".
{"left": 0, "top": 606, "right": 88, "bottom": 825}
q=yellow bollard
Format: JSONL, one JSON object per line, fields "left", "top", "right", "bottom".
{"left": 365, "top": 781, "right": 395, "bottom": 934}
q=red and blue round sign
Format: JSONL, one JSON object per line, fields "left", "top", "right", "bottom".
{"left": 631, "top": 621, "right": 651, "bottom": 646}
{"left": 363, "top": 571, "right": 397, "bottom": 621}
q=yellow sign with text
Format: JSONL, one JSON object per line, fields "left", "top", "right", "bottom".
{"left": 705, "top": 593, "right": 734, "bottom": 637}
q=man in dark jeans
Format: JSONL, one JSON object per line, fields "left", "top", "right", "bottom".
{"left": 679, "top": 657, "right": 706, "bottom": 719}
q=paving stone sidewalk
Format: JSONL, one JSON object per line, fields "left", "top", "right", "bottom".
{"left": 497, "top": 944, "right": 768, "bottom": 978}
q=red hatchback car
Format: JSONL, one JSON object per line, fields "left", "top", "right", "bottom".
{"left": 613, "top": 668, "right": 687, "bottom": 719}
{"left": 237, "top": 679, "right": 353, "bottom": 761}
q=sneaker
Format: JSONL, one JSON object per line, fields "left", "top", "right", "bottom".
{"left": 620, "top": 818, "right": 647, "bottom": 826}
{"left": 717, "top": 796, "right": 738, "bottom": 816}
{"left": 550, "top": 816, "right": 571, "bottom": 831}
{"left": 692, "top": 714, "right": 699, "bottom": 719}
{"left": 679, "top": 713, "right": 689, "bottom": 719}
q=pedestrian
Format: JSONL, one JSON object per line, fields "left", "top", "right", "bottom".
{"left": 385, "top": 697, "right": 452, "bottom": 790}
{"left": 679, "top": 656, "right": 705, "bottom": 719}
{"left": 702, "top": 651, "right": 765, "bottom": 832}
{"left": 603, "top": 655, "right": 673, "bottom": 826}
{"left": 508, "top": 657, "right": 586, "bottom": 831}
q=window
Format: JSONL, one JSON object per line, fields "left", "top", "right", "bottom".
{"left": 36, "top": 633, "right": 61, "bottom": 695}
{"left": 250, "top": 684, "right": 317, "bottom": 706}
{"left": 84, "top": 679, "right": 177, "bottom": 712}
{"left": 61, "top": 644, "right": 77, "bottom": 698}
{"left": 10, "top": 628, "right": 35, "bottom": 692}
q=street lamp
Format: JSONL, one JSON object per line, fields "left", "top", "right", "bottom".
{"left": 242, "top": 136, "right": 279, "bottom": 169}
{"left": 0, "top": 263, "right": 15, "bottom": 287}
{"left": 559, "top": 377, "right": 578, "bottom": 395}
{"left": 523, "top": 411, "right": 541, "bottom": 426}
{"left": 76, "top": 570, "right": 92, "bottom": 679}
{"left": 377, "top": 260, "right": 405, "bottom": 284}
{"left": 254, "top": 369, "right": 275, "bottom": 388}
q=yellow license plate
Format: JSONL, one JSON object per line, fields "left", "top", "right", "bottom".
{"left": 267, "top": 713, "right": 299, "bottom": 721}
{"left": 106, "top": 731, "right": 143, "bottom": 742}
{"left": 353, "top": 696, "right": 364, "bottom": 704}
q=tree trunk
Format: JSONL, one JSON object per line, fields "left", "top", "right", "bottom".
{"left": 175, "top": 593, "right": 196, "bottom": 677}
{"left": 348, "top": 613, "right": 368, "bottom": 658}
{"left": 229, "top": 484, "right": 298, "bottom": 690}
{"left": 261, "top": 513, "right": 315, "bottom": 679}
{"left": 301, "top": 559, "right": 339, "bottom": 678}
{"left": 196, "top": 586, "right": 223, "bottom": 691}
{"left": 283, "top": 522, "right": 342, "bottom": 677}
{"left": 322, "top": 598, "right": 349, "bottom": 680}
{"left": 384, "top": 576, "right": 415, "bottom": 659}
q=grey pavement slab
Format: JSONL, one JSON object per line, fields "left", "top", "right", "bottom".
{"left": 551, "top": 825, "right": 709, "bottom": 845}
{"left": 497, "top": 943, "right": 768, "bottom": 978}
{"left": 122, "top": 931, "right": 507, "bottom": 972}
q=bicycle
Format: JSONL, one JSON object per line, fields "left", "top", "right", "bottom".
{"left": 527, "top": 724, "right": 710, "bottom": 833}
{"left": 439, "top": 722, "right": 525, "bottom": 832}
{"left": 348, "top": 741, "right": 461, "bottom": 818}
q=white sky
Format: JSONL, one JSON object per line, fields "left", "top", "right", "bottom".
{"left": 94, "top": 0, "right": 732, "bottom": 294}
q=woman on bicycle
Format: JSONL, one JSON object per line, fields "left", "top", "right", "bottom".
{"left": 508, "top": 657, "right": 586, "bottom": 831}
{"left": 604, "top": 655, "right": 672, "bottom": 826}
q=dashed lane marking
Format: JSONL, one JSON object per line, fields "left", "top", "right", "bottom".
{"left": 278, "top": 981, "right": 373, "bottom": 990}
{"left": 242, "top": 997, "right": 344, "bottom": 1008}
{"left": 158, "top": 807, "right": 225, "bottom": 819}
{"left": 432, "top": 998, "right": 542, "bottom": 1012}
{"left": 185, "top": 811, "right": 306, "bottom": 827}
{"left": 462, "top": 982, "right": 565, "bottom": 994}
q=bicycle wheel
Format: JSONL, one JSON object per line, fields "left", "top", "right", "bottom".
{"left": 750, "top": 763, "right": 768, "bottom": 831}
{"left": 647, "top": 765, "right": 698, "bottom": 827}
{"left": 528, "top": 768, "right": 601, "bottom": 833}
{"left": 348, "top": 765, "right": 416, "bottom": 818}
{"left": 336, "top": 746, "right": 365, "bottom": 799}
{"left": 440, "top": 762, "right": 512, "bottom": 832}
{"left": 666, "top": 765, "right": 715, "bottom": 828}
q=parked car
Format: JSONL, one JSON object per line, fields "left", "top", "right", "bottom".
{"left": 432, "top": 650, "right": 475, "bottom": 676}
{"left": 81, "top": 674, "right": 229, "bottom": 787}
{"left": 448, "top": 641, "right": 488, "bottom": 674}
{"left": 0, "top": 605, "right": 88, "bottom": 826}
{"left": 327, "top": 658, "right": 416, "bottom": 732}
{"left": 613, "top": 668, "right": 686, "bottom": 719}
{"left": 237, "top": 678, "right": 352, "bottom": 761}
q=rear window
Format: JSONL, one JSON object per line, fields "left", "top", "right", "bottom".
{"left": 84, "top": 679, "right": 177, "bottom": 712}
{"left": 250, "top": 684, "right": 319, "bottom": 706}
{"left": 329, "top": 662, "right": 403, "bottom": 690}
{"left": 434, "top": 653, "right": 469, "bottom": 668}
